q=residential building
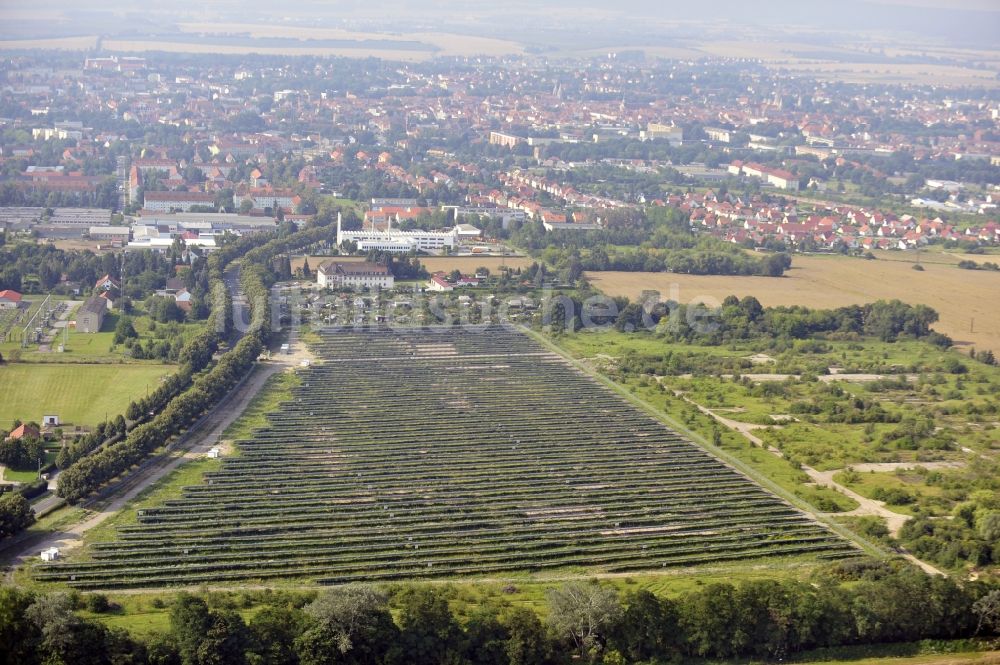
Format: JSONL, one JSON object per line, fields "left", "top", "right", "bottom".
{"left": 6, "top": 423, "right": 40, "bottom": 441}
{"left": 488, "top": 131, "right": 524, "bottom": 148}
{"left": 94, "top": 274, "right": 121, "bottom": 292}
{"left": 317, "top": 261, "right": 394, "bottom": 290}
{"left": 427, "top": 272, "right": 454, "bottom": 292}
{"left": 642, "top": 123, "right": 684, "bottom": 145}
{"left": 0, "top": 289, "right": 22, "bottom": 309}
{"left": 234, "top": 187, "right": 298, "bottom": 211}
{"left": 143, "top": 191, "right": 217, "bottom": 212}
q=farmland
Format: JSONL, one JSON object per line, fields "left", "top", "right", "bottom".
{"left": 34, "top": 326, "right": 856, "bottom": 589}
{"left": 585, "top": 253, "right": 1000, "bottom": 356}
{"left": 0, "top": 363, "right": 175, "bottom": 428}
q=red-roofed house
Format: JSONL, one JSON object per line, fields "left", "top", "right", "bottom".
{"left": 0, "top": 289, "right": 22, "bottom": 309}
{"left": 427, "top": 272, "right": 454, "bottom": 292}
{"left": 6, "top": 423, "right": 40, "bottom": 441}
{"left": 95, "top": 274, "right": 121, "bottom": 292}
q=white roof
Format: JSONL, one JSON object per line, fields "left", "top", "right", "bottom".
{"left": 453, "top": 223, "right": 482, "bottom": 235}
{"left": 128, "top": 237, "right": 216, "bottom": 249}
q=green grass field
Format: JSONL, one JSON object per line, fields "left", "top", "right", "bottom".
{"left": 1, "top": 310, "right": 206, "bottom": 364}
{"left": 0, "top": 363, "right": 176, "bottom": 428}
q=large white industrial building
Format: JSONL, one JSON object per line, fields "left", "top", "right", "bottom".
{"left": 336, "top": 214, "right": 456, "bottom": 253}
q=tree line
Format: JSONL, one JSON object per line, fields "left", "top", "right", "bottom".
{"left": 0, "top": 241, "right": 194, "bottom": 300}
{"left": 508, "top": 206, "right": 793, "bottom": 280}
{"left": 54, "top": 222, "right": 338, "bottom": 505}
{"left": 547, "top": 292, "right": 949, "bottom": 349}
{"left": 2, "top": 559, "right": 1000, "bottom": 665}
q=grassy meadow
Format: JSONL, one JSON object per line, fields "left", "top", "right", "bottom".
{"left": 0, "top": 363, "right": 175, "bottom": 428}
{"left": 552, "top": 325, "right": 1000, "bottom": 575}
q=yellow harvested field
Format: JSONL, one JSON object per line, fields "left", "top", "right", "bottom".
{"left": 175, "top": 23, "right": 524, "bottom": 58}
{"left": 0, "top": 36, "right": 98, "bottom": 51}
{"left": 573, "top": 45, "right": 705, "bottom": 60}
{"left": 101, "top": 40, "right": 437, "bottom": 62}
{"left": 871, "top": 250, "right": 1000, "bottom": 266}
{"left": 699, "top": 40, "right": 827, "bottom": 61}
{"left": 691, "top": 40, "right": 1000, "bottom": 87}
{"left": 585, "top": 254, "right": 1000, "bottom": 355}
{"left": 772, "top": 62, "right": 1000, "bottom": 87}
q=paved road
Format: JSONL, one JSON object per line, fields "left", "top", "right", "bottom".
{"left": 5, "top": 273, "right": 307, "bottom": 573}
{"left": 6, "top": 335, "right": 314, "bottom": 573}
{"left": 28, "top": 473, "right": 65, "bottom": 516}
{"left": 225, "top": 263, "right": 253, "bottom": 339}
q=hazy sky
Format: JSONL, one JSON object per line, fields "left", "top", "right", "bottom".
{"left": 3, "top": 0, "right": 999, "bottom": 47}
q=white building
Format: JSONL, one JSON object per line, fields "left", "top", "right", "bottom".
{"left": 335, "top": 213, "right": 455, "bottom": 253}
{"left": 143, "top": 192, "right": 216, "bottom": 212}
{"left": 235, "top": 189, "right": 297, "bottom": 211}
{"left": 89, "top": 226, "right": 131, "bottom": 243}
{"left": 427, "top": 273, "right": 454, "bottom": 292}
{"left": 642, "top": 123, "right": 683, "bottom": 145}
{"left": 452, "top": 223, "right": 482, "bottom": 241}
{"left": 317, "top": 260, "right": 395, "bottom": 290}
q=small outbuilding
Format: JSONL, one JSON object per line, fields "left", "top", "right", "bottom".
{"left": 0, "top": 289, "right": 22, "bottom": 309}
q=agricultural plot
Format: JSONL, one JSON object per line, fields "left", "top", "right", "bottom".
{"left": 585, "top": 254, "right": 1000, "bottom": 356}
{"left": 37, "top": 326, "right": 856, "bottom": 589}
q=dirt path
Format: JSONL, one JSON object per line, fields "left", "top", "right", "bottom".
{"left": 805, "top": 468, "right": 910, "bottom": 536}
{"left": 846, "top": 461, "right": 965, "bottom": 473}
{"left": 669, "top": 389, "right": 947, "bottom": 576}
{"left": 6, "top": 334, "right": 314, "bottom": 576}
{"left": 674, "top": 373, "right": 918, "bottom": 383}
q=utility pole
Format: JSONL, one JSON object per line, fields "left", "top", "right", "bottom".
{"left": 120, "top": 250, "right": 127, "bottom": 313}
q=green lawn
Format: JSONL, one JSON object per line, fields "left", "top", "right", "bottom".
{"left": 1, "top": 311, "right": 206, "bottom": 364}
{"left": 0, "top": 363, "right": 176, "bottom": 428}
{"left": 2, "top": 467, "right": 42, "bottom": 482}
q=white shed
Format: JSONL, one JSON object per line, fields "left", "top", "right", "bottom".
{"left": 40, "top": 547, "right": 60, "bottom": 561}
{"left": 207, "top": 447, "right": 221, "bottom": 459}
{"left": 42, "top": 415, "right": 60, "bottom": 426}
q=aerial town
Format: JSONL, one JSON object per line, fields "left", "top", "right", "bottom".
{"left": 2, "top": 4, "right": 1000, "bottom": 663}
{"left": 1, "top": 53, "right": 998, "bottom": 257}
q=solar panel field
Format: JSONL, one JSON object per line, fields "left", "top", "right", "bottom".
{"left": 37, "top": 326, "right": 857, "bottom": 589}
